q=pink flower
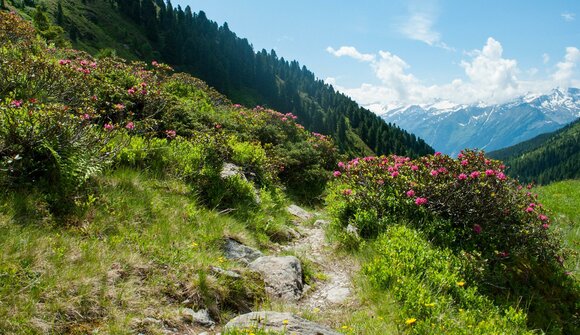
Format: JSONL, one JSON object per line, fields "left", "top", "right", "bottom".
{"left": 104, "top": 123, "right": 114, "bottom": 131}
{"left": 10, "top": 100, "right": 23, "bottom": 108}
{"left": 529, "top": 203, "right": 536, "bottom": 208}
{"left": 377, "top": 179, "right": 384, "bottom": 185}
{"left": 485, "top": 169, "right": 495, "bottom": 176}
{"left": 458, "top": 173, "right": 467, "bottom": 180}
{"left": 411, "top": 165, "right": 419, "bottom": 171}
{"left": 406, "top": 190, "right": 415, "bottom": 197}
{"left": 542, "top": 223, "right": 550, "bottom": 230}
{"left": 58, "top": 59, "right": 71, "bottom": 65}
{"left": 473, "top": 224, "right": 482, "bottom": 234}
{"left": 391, "top": 171, "right": 399, "bottom": 178}
{"left": 114, "top": 103, "right": 125, "bottom": 111}
{"left": 525, "top": 207, "right": 534, "bottom": 213}
{"left": 415, "top": 197, "right": 428, "bottom": 206}
{"left": 457, "top": 153, "right": 465, "bottom": 159}
{"left": 215, "top": 124, "right": 222, "bottom": 129}
{"left": 434, "top": 152, "right": 442, "bottom": 156}
{"left": 90, "top": 62, "right": 97, "bottom": 68}
{"left": 539, "top": 214, "right": 548, "bottom": 221}
{"left": 91, "top": 95, "right": 98, "bottom": 101}
{"left": 470, "top": 171, "right": 480, "bottom": 179}
{"left": 152, "top": 60, "right": 159, "bottom": 66}
{"left": 338, "top": 161, "right": 345, "bottom": 169}
{"left": 438, "top": 167, "right": 448, "bottom": 174}
{"left": 485, "top": 159, "right": 491, "bottom": 165}
{"left": 125, "top": 122, "right": 134, "bottom": 130}
{"left": 497, "top": 172, "right": 506, "bottom": 180}
{"left": 430, "top": 170, "right": 439, "bottom": 176}
{"left": 82, "top": 113, "right": 90, "bottom": 120}
{"left": 233, "top": 104, "right": 242, "bottom": 108}
{"left": 461, "top": 160, "right": 468, "bottom": 166}
{"left": 281, "top": 117, "right": 288, "bottom": 121}
{"left": 343, "top": 189, "right": 352, "bottom": 196}
{"left": 165, "top": 130, "right": 176, "bottom": 139}
{"left": 127, "top": 87, "right": 136, "bottom": 95}
{"left": 333, "top": 171, "right": 341, "bottom": 177}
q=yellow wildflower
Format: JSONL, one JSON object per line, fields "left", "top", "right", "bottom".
{"left": 424, "top": 302, "right": 436, "bottom": 307}
{"left": 405, "top": 318, "right": 417, "bottom": 325}
{"left": 283, "top": 319, "right": 289, "bottom": 325}
{"left": 456, "top": 281, "right": 465, "bottom": 287}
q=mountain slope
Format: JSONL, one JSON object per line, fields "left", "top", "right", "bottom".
{"left": 381, "top": 88, "right": 580, "bottom": 156}
{"left": 488, "top": 118, "right": 580, "bottom": 184}
{"left": 16, "top": 0, "right": 433, "bottom": 158}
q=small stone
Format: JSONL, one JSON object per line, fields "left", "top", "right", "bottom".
{"left": 220, "top": 163, "right": 245, "bottom": 179}
{"left": 223, "top": 238, "right": 263, "bottom": 265}
{"left": 326, "top": 287, "right": 350, "bottom": 304}
{"left": 182, "top": 308, "right": 215, "bottom": 328}
{"left": 346, "top": 224, "right": 359, "bottom": 238}
{"left": 287, "top": 204, "right": 313, "bottom": 221}
{"left": 210, "top": 265, "right": 241, "bottom": 279}
{"left": 314, "top": 219, "right": 329, "bottom": 227}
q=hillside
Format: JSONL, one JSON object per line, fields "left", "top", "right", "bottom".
{"left": 1, "top": 10, "right": 579, "bottom": 335}
{"left": 488, "top": 119, "right": 580, "bottom": 184}
{"left": 381, "top": 88, "right": 580, "bottom": 156}
{"left": 10, "top": 0, "right": 433, "bottom": 158}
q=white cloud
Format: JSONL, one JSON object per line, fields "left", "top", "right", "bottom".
{"left": 326, "top": 46, "right": 375, "bottom": 62}
{"left": 327, "top": 39, "right": 580, "bottom": 111}
{"left": 552, "top": 47, "right": 580, "bottom": 87}
{"left": 542, "top": 53, "right": 550, "bottom": 64}
{"left": 400, "top": 13, "right": 441, "bottom": 46}
{"left": 398, "top": 3, "right": 454, "bottom": 51}
{"left": 561, "top": 12, "right": 576, "bottom": 22}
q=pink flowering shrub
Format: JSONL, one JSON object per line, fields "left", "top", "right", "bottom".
{"left": 327, "top": 150, "right": 562, "bottom": 261}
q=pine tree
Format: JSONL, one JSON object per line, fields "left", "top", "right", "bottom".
{"left": 56, "top": 1, "right": 64, "bottom": 25}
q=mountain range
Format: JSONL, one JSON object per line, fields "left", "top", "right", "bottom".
{"left": 381, "top": 88, "right": 580, "bottom": 156}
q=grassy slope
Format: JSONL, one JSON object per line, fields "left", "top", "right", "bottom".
{"left": 536, "top": 180, "right": 580, "bottom": 274}
{"left": 0, "top": 169, "right": 280, "bottom": 334}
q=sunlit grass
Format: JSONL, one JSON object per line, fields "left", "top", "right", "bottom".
{"left": 536, "top": 180, "right": 580, "bottom": 273}
{"left": 0, "top": 169, "right": 272, "bottom": 334}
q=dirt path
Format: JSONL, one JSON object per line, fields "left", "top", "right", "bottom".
{"left": 282, "top": 219, "right": 359, "bottom": 311}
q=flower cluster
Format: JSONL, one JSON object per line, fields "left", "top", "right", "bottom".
{"left": 328, "top": 149, "right": 558, "bottom": 262}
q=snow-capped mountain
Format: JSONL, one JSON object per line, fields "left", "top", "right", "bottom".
{"left": 380, "top": 88, "right": 580, "bottom": 156}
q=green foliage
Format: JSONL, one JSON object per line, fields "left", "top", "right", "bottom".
{"left": 365, "top": 225, "right": 532, "bottom": 334}
{"left": 328, "top": 150, "right": 579, "bottom": 333}
{"left": 34, "top": 0, "right": 434, "bottom": 158}
{"left": 489, "top": 119, "right": 580, "bottom": 184}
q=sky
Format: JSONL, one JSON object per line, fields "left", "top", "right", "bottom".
{"left": 174, "top": 0, "right": 580, "bottom": 111}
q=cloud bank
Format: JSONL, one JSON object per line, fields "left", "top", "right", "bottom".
{"left": 326, "top": 39, "right": 580, "bottom": 111}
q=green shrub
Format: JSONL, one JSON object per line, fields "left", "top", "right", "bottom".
{"left": 0, "top": 101, "right": 116, "bottom": 214}
{"left": 365, "top": 225, "right": 532, "bottom": 334}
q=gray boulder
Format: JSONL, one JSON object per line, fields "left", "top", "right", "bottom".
{"left": 249, "top": 256, "right": 303, "bottom": 301}
{"left": 223, "top": 238, "right": 263, "bottom": 265}
{"left": 225, "top": 311, "right": 341, "bottom": 335}
{"left": 287, "top": 205, "right": 313, "bottom": 221}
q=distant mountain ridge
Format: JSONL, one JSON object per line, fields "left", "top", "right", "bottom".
{"left": 488, "top": 118, "right": 580, "bottom": 184}
{"left": 381, "top": 88, "right": 580, "bottom": 156}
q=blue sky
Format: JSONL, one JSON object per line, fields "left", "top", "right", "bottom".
{"left": 174, "top": 0, "right": 579, "bottom": 110}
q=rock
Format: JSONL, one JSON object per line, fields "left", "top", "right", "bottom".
{"left": 287, "top": 204, "right": 313, "bottom": 221}
{"left": 210, "top": 265, "right": 241, "bottom": 279}
{"left": 346, "top": 224, "right": 359, "bottom": 238}
{"left": 220, "top": 163, "right": 245, "bottom": 180}
{"left": 326, "top": 287, "right": 350, "bottom": 304}
{"left": 249, "top": 256, "right": 303, "bottom": 301}
{"left": 314, "top": 219, "right": 330, "bottom": 227}
{"left": 182, "top": 308, "right": 215, "bottom": 328}
{"left": 225, "top": 311, "right": 341, "bottom": 335}
{"left": 223, "top": 238, "right": 263, "bottom": 265}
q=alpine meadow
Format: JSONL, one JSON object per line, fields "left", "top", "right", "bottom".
{"left": 0, "top": 1, "right": 578, "bottom": 335}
